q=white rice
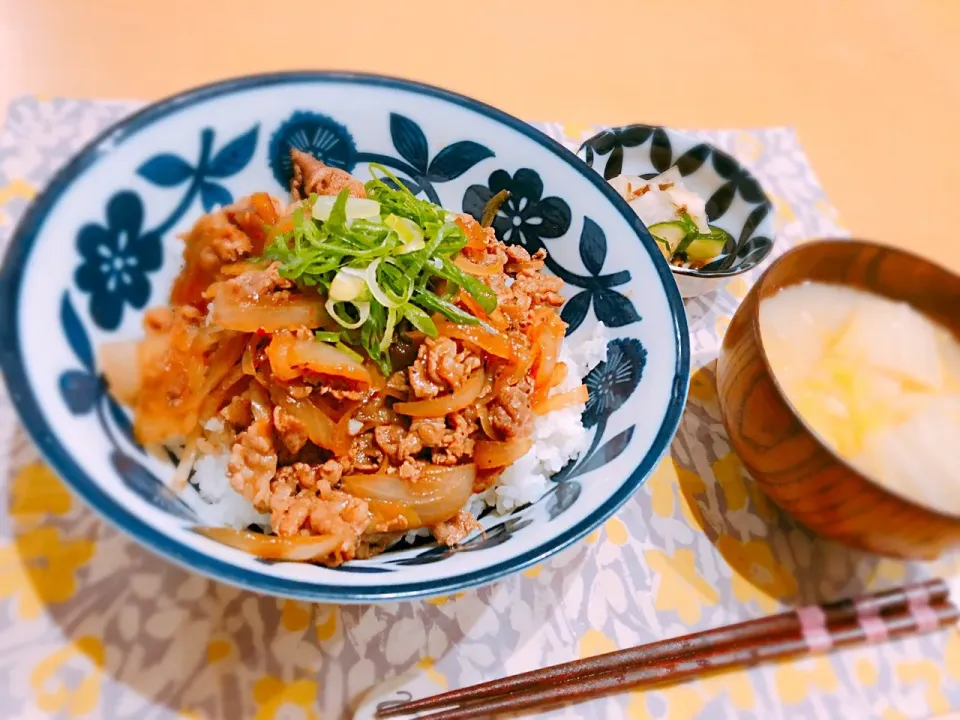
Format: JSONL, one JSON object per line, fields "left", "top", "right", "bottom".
{"left": 189, "top": 323, "right": 609, "bottom": 532}
{"left": 192, "top": 452, "right": 271, "bottom": 530}
{"left": 480, "top": 322, "right": 608, "bottom": 513}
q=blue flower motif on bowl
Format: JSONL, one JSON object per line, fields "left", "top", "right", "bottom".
{"left": 268, "top": 111, "right": 358, "bottom": 187}
{"left": 707, "top": 148, "right": 767, "bottom": 220}
{"left": 71, "top": 124, "right": 261, "bottom": 331}
{"left": 74, "top": 191, "right": 162, "bottom": 330}
{"left": 582, "top": 338, "right": 647, "bottom": 430}
{"left": 56, "top": 290, "right": 199, "bottom": 522}
{"left": 552, "top": 338, "right": 647, "bottom": 485}
{"left": 463, "top": 172, "right": 641, "bottom": 335}
{"left": 0, "top": 73, "right": 690, "bottom": 603}
{"left": 137, "top": 125, "right": 261, "bottom": 214}
{"left": 461, "top": 168, "right": 571, "bottom": 250}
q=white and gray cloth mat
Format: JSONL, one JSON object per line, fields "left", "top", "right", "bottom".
{"left": 1, "top": 97, "right": 958, "bottom": 720}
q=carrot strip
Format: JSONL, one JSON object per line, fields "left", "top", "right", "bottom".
{"left": 530, "top": 362, "right": 568, "bottom": 406}
{"left": 455, "top": 288, "right": 489, "bottom": 321}
{"left": 455, "top": 215, "right": 488, "bottom": 250}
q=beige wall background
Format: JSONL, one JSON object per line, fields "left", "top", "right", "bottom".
{"left": 1, "top": 0, "right": 958, "bottom": 272}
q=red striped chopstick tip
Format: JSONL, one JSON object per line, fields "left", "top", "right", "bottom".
{"left": 374, "top": 578, "right": 951, "bottom": 719}
{"left": 409, "top": 602, "right": 958, "bottom": 720}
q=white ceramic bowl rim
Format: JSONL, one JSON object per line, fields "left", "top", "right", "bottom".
{"left": 0, "top": 72, "right": 690, "bottom": 601}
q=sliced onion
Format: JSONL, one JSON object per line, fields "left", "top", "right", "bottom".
{"left": 532, "top": 384, "right": 589, "bottom": 415}
{"left": 198, "top": 365, "right": 247, "bottom": 422}
{"left": 211, "top": 291, "right": 330, "bottom": 333}
{"left": 474, "top": 437, "right": 534, "bottom": 470}
{"left": 455, "top": 255, "right": 504, "bottom": 277}
{"left": 100, "top": 340, "right": 141, "bottom": 406}
{"left": 272, "top": 391, "right": 352, "bottom": 455}
{"left": 199, "top": 335, "right": 248, "bottom": 396}
{"left": 393, "top": 370, "right": 485, "bottom": 416}
{"left": 241, "top": 339, "right": 258, "bottom": 376}
{"left": 496, "top": 338, "right": 536, "bottom": 394}
{"left": 529, "top": 309, "right": 566, "bottom": 389}
{"left": 364, "top": 362, "right": 389, "bottom": 392}
{"left": 478, "top": 404, "right": 500, "bottom": 440}
{"left": 550, "top": 362, "right": 569, "bottom": 389}
{"left": 531, "top": 361, "right": 569, "bottom": 406}
{"left": 196, "top": 527, "right": 346, "bottom": 562}
{"left": 325, "top": 298, "right": 370, "bottom": 330}
{"left": 435, "top": 318, "right": 512, "bottom": 359}
{"left": 340, "top": 464, "right": 476, "bottom": 527}
{"left": 367, "top": 499, "right": 422, "bottom": 530}
{"left": 487, "top": 309, "right": 510, "bottom": 332}
{"left": 219, "top": 260, "right": 267, "bottom": 277}
{"left": 171, "top": 432, "right": 201, "bottom": 490}
{"left": 248, "top": 381, "right": 271, "bottom": 423}
{"left": 266, "top": 332, "right": 371, "bottom": 385}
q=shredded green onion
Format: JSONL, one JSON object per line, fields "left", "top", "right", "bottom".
{"left": 403, "top": 304, "right": 438, "bottom": 337}
{"left": 335, "top": 341, "right": 364, "bottom": 364}
{"left": 431, "top": 257, "right": 497, "bottom": 313}
{"left": 414, "top": 289, "right": 480, "bottom": 326}
{"left": 259, "top": 164, "right": 499, "bottom": 374}
{"left": 379, "top": 307, "right": 399, "bottom": 352}
{"left": 325, "top": 299, "right": 370, "bottom": 330}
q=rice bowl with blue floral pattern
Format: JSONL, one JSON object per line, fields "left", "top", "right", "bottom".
{"left": 0, "top": 73, "right": 689, "bottom": 602}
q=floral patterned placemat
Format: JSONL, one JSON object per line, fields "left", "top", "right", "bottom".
{"left": 1, "top": 97, "right": 958, "bottom": 720}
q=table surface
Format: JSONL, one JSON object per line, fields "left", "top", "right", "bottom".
{"left": 2, "top": 0, "right": 959, "bottom": 273}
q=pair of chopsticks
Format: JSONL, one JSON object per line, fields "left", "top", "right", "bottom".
{"left": 375, "top": 578, "right": 956, "bottom": 720}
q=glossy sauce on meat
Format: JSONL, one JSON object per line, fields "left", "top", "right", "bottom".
{"left": 103, "top": 152, "right": 580, "bottom": 566}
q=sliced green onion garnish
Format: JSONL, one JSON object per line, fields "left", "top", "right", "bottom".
{"left": 329, "top": 267, "right": 369, "bottom": 302}
{"left": 403, "top": 304, "right": 438, "bottom": 337}
{"left": 335, "top": 341, "right": 364, "bottom": 364}
{"left": 385, "top": 214, "right": 426, "bottom": 254}
{"left": 364, "top": 259, "right": 408, "bottom": 309}
{"left": 414, "top": 289, "right": 480, "bottom": 326}
{"left": 325, "top": 299, "right": 370, "bottom": 329}
{"left": 433, "top": 258, "right": 497, "bottom": 313}
{"left": 379, "top": 307, "right": 399, "bottom": 351}
{"left": 258, "top": 164, "right": 500, "bottom": 374}
{"left": 313, "top": 195, "right": 382, "bottom": 223}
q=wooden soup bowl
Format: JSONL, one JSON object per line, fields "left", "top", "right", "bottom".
{"left": 717, "top": 240, "right": 960, "bottom": 559}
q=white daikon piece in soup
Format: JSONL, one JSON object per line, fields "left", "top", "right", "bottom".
{"left": 759, "top": 281, "right": 960, "bottom": 516}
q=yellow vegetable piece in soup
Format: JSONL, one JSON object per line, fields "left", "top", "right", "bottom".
{"left": 759, "top": 282, "right": 960, "bottom": 515}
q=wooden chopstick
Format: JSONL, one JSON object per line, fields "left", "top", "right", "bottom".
{"left": 410, "top": 601, "right": 958, "bottom": 720}
{"left": 377, "top": 578, "right": 948, "bottom": 718}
